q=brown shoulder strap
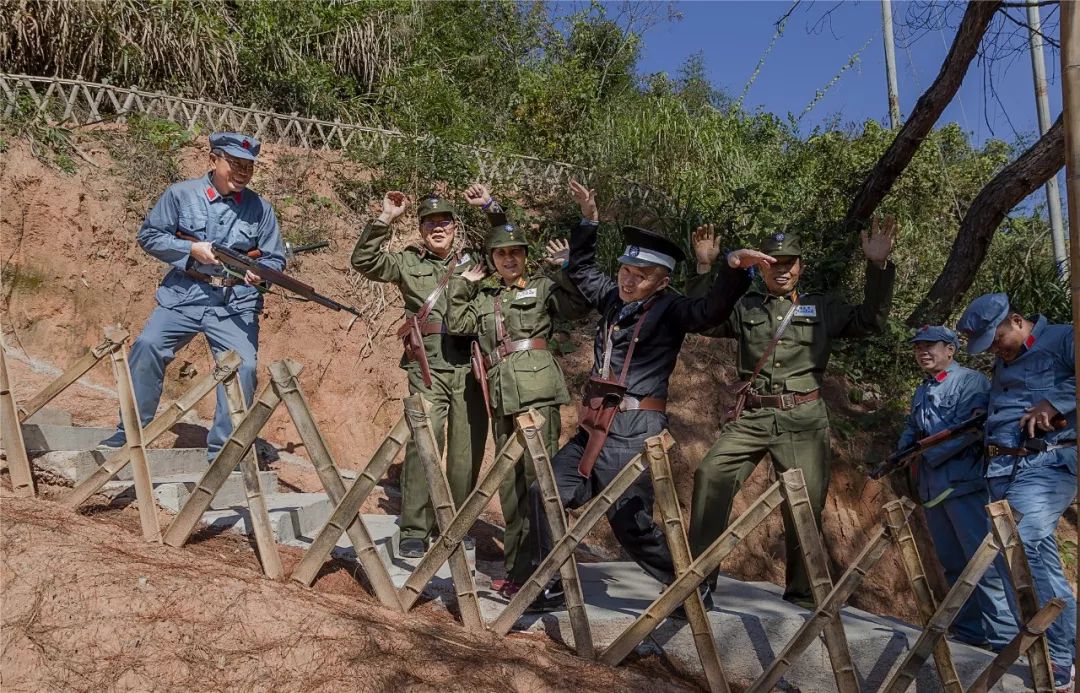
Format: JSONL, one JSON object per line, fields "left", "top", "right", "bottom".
{"left": 616, "top": 296, "right": 657, "bottom": 386}
{"left": 414, "top": 255, "right": 459, "bottom": 323}
{"left": 493, "top": 291, "right": 509, "bottom": 347}
{"left": 745, "top": 293, "right": 800, "bottom": 385}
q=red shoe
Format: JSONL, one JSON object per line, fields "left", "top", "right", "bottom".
{"left": 491, "top": 579, "right": 521, "bottom": 597}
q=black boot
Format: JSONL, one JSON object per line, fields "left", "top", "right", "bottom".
{"left": 525, "top": 579, "right": 566, "bottom": 613}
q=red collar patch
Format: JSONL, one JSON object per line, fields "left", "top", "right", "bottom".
{"left": 934, "top": 370, "right": 949, "bottom": 383}
{"left": 1024, "top": 334, "right": 1036, "bottom": 349}
{"left": 205, "top": 185, "right": 218, "bottom": 201}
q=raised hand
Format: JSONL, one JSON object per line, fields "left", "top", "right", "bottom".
{"left": 544, "top": 238, "right": 570, "bottom": 268}
{"left": 692, "top": 224, "right": 722, "bottom": 271}
{"left": 379, "top": 191, "right": 409, "bottom": 223}
{"left": 861, "top": 214, "right": 897, "bottom": 267}
{"left": 726, "top": 248, "right": 777, "bottom": 270}
{"left": 464, "top": 183, "right": 492, "bottom": 208}
{"left": 569, "top": 179, "right": 598, "bottom": 222}
{"left": 462, "top": 262, "right": 489, "bottom": 283}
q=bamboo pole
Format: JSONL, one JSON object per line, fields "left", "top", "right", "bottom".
{"left": 986, "top": 501, "right": 1054, "bottom": 691}
{"left": 967, "top": 598, "right": 1066, "bottom": 693}
{"left": 1059, "top": 0, "right": 1080, "bottom": 668}
{"left": 109, "top": 343, "right": 160, "bottom": 542}
{"left": 64, "top": 350, "right": 242, "bottom": 508}
{"left": 646, "top": 432, "right": 727, "bottom": 692}
{"left": 162, "top": 378, "right": 281, "bottom": 548}
{"left": 402, "top": 395, "right": 483, "bottom": 632}
{"left": 600, "top": 481, "right": 785, "bottom": 666}
{"left": 398, "top": 424, "right": 526, "bottom": 611}
{"left": 517, "top": 409, "right": 595, "bottom": 658}
{"left": 883, "top": 501, "right": 962, "bottom": 691}
{"left": 268, "top": 359, "right": 399, "bottom": 606}
{"left": 881, "top": 532, "right": 1001, "bottom": 693}
{"left": 290, "top": 415, "right": 410, "bottom": 590}
{"left": 780, "top": 469, "right": 858, "bottom": 692}
{"left": 222, "top": 372, "right": 283, "bottom": 580}
{"left": 17, "top": 326, "right": 128, "bottom": 422}
{"left": 491, "top": 452, "right": 650, "bottom": 638}
{"left": 881, "top": 0, "right": 901, "bottom": 128}
{"left": 0, "top": 335, "right": 35, "bottom": 497}
{"left": 748, "top": 499, "right": 913, "bottom": 693}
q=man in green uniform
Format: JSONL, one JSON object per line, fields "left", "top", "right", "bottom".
{"left": 686, "top": 220, "right": 896, "bottom": 606}
{"left": 446, "top": 193, "right": 589, "bottom": 595}
{"left": 351, "top": 191, "right": 489, "bottom": 557}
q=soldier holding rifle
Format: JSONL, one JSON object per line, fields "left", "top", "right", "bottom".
{"left": 99, "top": 132, "right": 285, "bottom": 460}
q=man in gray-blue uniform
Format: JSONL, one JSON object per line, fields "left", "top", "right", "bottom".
{"left": 895, "top": 325, "right": 1017, "bottom": 651}
{"left": 100, "top": 132, "right": 286, "bottom": 459}
{"left": 958, "top": 293, "right": 1076, "bottom": 691}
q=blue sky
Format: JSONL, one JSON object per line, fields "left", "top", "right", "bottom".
{"left": 629, "top": 0, "right": 1062, "bottom": 148}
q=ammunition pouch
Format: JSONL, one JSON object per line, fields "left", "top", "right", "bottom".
{"left": 576, "top": 377, "right": 628, "bottom": 477}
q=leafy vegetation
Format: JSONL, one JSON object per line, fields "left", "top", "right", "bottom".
{"left": 0, "top": 0, "right": 1067, "bottom": 395}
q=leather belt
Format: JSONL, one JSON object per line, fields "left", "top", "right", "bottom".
{"left": 745, "top": 389, "right": 820, "bottom": 411}
{"left": 619, "top": 395, "right": 667, "bottom": 412}
{"left": 484, "top": 338, "right": 548, "bottom": 368}
{"left": 418, "top": 321, "right": 447, "bottom": 336}
{"left": 185, "top": 269, "right": 242, "bottom": 288}
{"left": 987, "top": 440, "right": 1077, "bottom": 458}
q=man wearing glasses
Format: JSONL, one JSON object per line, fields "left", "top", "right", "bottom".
{"left": 99, "top": 132, "right": 286, "bottom": 461}
{"left": 351, "top": 191, "right": 489, "bottom": 558}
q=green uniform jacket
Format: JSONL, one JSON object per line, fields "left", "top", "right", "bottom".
{"left": 351, "top": 219, "right": 479, "bottom": 370}
{"left": 446, "top": 272, "right": 590, "bottom": 416}
{"left": 688, "top": 261, "right": 896, "bottom": 398}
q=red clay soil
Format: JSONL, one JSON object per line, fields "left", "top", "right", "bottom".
{"left": 0, "top": 485, "right": 693, "bottom": 692}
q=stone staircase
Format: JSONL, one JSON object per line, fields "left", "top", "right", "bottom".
{"left": 18, "top": 411, "right": 1031, "bottom": 691}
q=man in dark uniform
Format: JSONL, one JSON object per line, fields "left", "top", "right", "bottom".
{"left": 687, "top": 221, "right": 896, "bottom": 607}
{"left": 523, "top": 180, "right": 772, "bottom": 611}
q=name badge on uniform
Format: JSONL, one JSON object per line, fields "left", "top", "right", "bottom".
{"left": 794, "top": 305, "right": 817, "bottom": 318}
{"left": 457, "top": 253, "right": 472, "bottom": 266}
{"left": 514, "top": 288, "right": 538, "bottom": 301}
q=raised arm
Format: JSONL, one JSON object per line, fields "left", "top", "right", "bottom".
{"left": 464, "top": 182, "right": 508, "bottom": 228}
{"left": 350, "top": 191, "right": 408, "bottom": 284}
{"left": 445, "top": 265, "right": 487, "bottom": 336}
{"left": 826, "top": 215, "right": 897, "bottom": 339}
{"left": 565, "top": 179, "right": 618, "bottom": 310}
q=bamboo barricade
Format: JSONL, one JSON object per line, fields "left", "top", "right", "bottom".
{"left": 967, "top": 598, "right": 1066, "bottom": 693}
{"left": 402, "top": 395, "right": 484, "bottom": 631}
{"left": 883, "top": 501, "right": 962, "bottom": 691}
{"left": 64, "top": 350, "right": 242, "bottom": 508}
{"left": 222, "top": 372, "right": 283, "bottom": 579}
{"left": 109, "top": 340, "right": 161, "bottom": 542}
{"left": 779, "top": 470, "right": 858, "bottom": 692}
{"left": 645, "top": 432, "right": 728, "bottom": 692}
{"left": 986, "top": 501, "right": 1055, "bottom": 692}
{"left": 269, "top": 359, "right": 399, "bottom": 609}
{"left": 0, "top": 336, "right": 35, "bottom": 497}
{"left": 2, "top": 326, "right": 129, "bottom": 498}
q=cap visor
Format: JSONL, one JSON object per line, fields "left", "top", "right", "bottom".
{"left": 965, "top": 328, "right": 996, "bottom": 354}
{"left": 221, "top": 146, "right": 257, "bottom": 161}
{"left": 618, "top": 254, "right": 667, "bottom": 269}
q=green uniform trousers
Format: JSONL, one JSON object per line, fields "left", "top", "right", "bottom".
{"left": 689, "top": 402, "right": 831, "bottom": 605}
{"left": 400, "top": 366, "right": 489, "bottom": 540}
{"left": 491, "top": 405, "right": 561, "bottom": 582}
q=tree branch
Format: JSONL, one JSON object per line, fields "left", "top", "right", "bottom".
{"left": 907, "top": 114, "right": 1065, "bottom": 325}
{"left": 841, "top": 0, "right": 1001, "bottom": 232}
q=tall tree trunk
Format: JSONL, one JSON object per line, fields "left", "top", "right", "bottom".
{"left": 908, "top": 114, "right": 1065, "bottom": 326}
{"left": 842, "top": 1, "right": 1001, "bottom": 232}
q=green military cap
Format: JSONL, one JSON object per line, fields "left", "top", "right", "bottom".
{"left": 485, "top": 223, "right": 529, "bottom": 252}
{"left": 417, "top": 194, "right": 456, "bottom": 219}
{"left": 760, "top": 229, "right": 802, "bottom": 257}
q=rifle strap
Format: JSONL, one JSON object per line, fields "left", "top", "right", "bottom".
{"left": 413, "top": 255, "right": 460, "bottom": 324}
{"left": 742, "top": 292, "right": 800, "bottom": 391}
{"left": 493, "top": 290, "right": 509, "bottom": 347}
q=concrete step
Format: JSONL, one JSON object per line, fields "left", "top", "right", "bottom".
{"left": 24, "top": 407, "right": 73, "bottom": 426}
{"left": 475, "top": 562, "right": 1029, "bottom": 691}
{"left": 20, "top": 424, "right": 118, "bottom": 452}
{"left": 33, "top": 448, "right": 212, "bottom": 482}
{"left": 199, "top": 492, "right": 335, "bottom": 543}
{"left": 102, "top": 470, "right": 278, "bottom": 511}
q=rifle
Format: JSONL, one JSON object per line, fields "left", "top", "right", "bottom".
{"left": 174, "top": 231, "right": 360, "bottom": 317}
{"left": 869, "top": 412, "right": 986, "bottom": 480}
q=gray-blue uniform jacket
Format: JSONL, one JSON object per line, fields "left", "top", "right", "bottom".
{"left": 137, "top": 172, "right": 286, "bottom": 316}
{"left": 984, "top": 316, "right": 1077, "bottom": 478}
{"left": 897, "top": 362, "right": 989, "bottom": 503}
